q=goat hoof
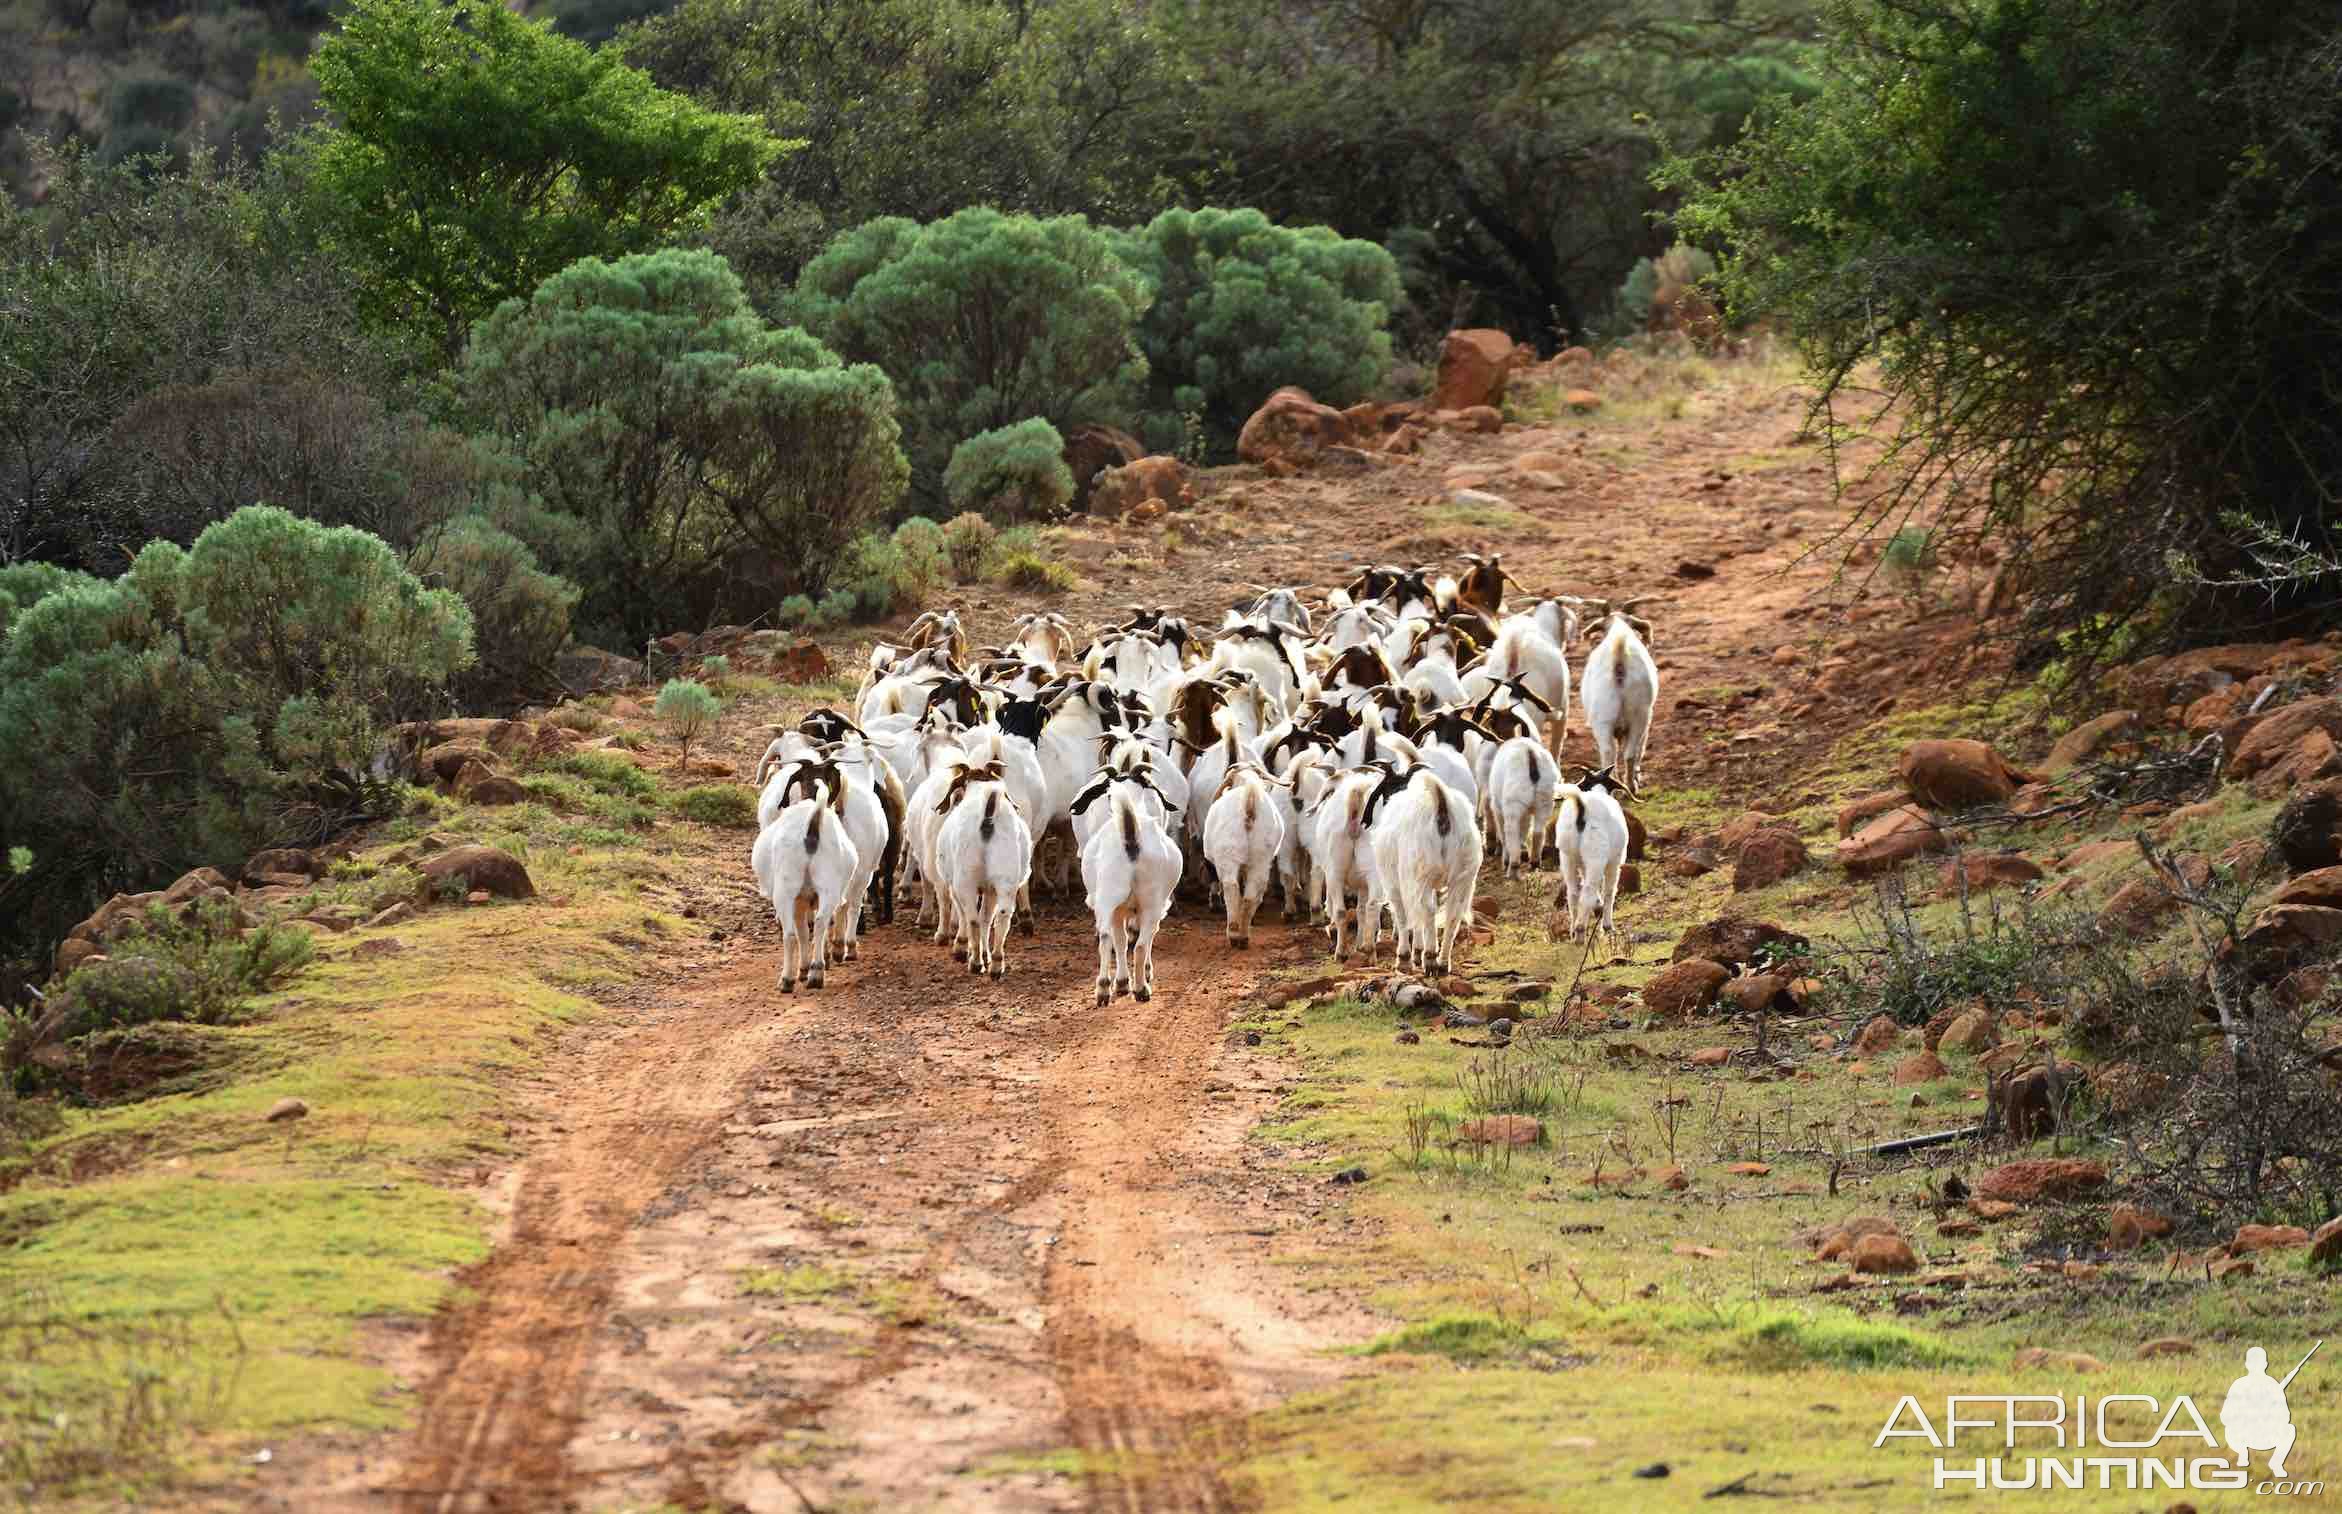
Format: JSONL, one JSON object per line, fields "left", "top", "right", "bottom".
{"left": 1021, "top": 918, "right": 1036, "bottom": 937}
{"left": 989, "top": 964, "right": 1006, "bottom": 979}
{"left": 779, "top": 978, "right": 795, "bottom": 994}
{"left": 1134, "top": 986, "right": 1152, "bottom": 1002}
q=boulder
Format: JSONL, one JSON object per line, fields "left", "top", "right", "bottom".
{"left": 1091, "top": 455, "right": 1191, "bottom": 519}
{"left": 265, "top": 1097, "right": 309, "bottom": 1123}
{"left": 1719, "top": 974, "right": 1794, "bottom": 1016}
{"left": 1060, "top": 424, "right": 1146, "bottom": 511}
{"left": 1837, "top": 805, "right": 1952, "bottom": 877}
{"left": 1856, "top": 1014, "right": 1901, "bottom": 1054}
{"left": 420, "top": 742, "right": 500, "bottom": 788}
{"left": 1732, "top": 827, "right": 1809, "bottom": 892}
{"left": 1802, "top": 1214, "right": 1902, "bottom": 1259}
{"left": 2098, "top": 875, "right": 2181, "bottom": 938}
{"left": 163, "top": 867, "right": 235, "bottom": 905}
{"left": 1994, "top": 1061, "right": 2088, "bottom": 1142}
{"left": 1837, "top": 789, "right": 1909, "bottom": 838}
{"left": 2107, "top": 1204, "right": 2173, "bottom": 1251}
{"left": 1898, "top": 739, "right": 2037, "bottom": 810}
{"left": 2227, "top": 1224, "right": 2309, "bottom": 1256}
{"left": 52, "top": 935, "right": 105, "bottom": 977}
{"left": 2230, "top": 697, "right": 2342, "bottom": 779}
{"left": 464, "top": 775, "right": 530, "bottom": 806}
{"left": 773, "top": 639, "right": 829, "bottom": 684}
{"left": 2253, "top": 728, "right": 2342, "bottom": 793}
{"left": 1562, "top": 389, "right": 1602, "bottom": 414}
{"left": 2241, "top": 903, "right": 2342, "bottom": 959}
{"left": 555, "top": 644, "right": 646, "bottom": 693}
{"left": 1237, "top": 387, "right": 1353, "bottom": 468}
{"left": 416, "top": 846, "right": 536, "bottom": 901}
{"left": 2312, "top": 1214, "right": 2342, "bottom": 1266}
{"left": 1973, "top": 1158, "right": 2108, "bottom": 1203}
{"left": 1671, "top": 916, "right": 1807, "bottom": 972}
{"left": 1458, "top": 1115, "right": 1544, "bottom": 1147}
{"left": 2271, "top": 865, "right": 2342, "bottom": 910}
{"left": 1938, "top": 1010, "right": 1997, "bottom": 1054}
{"left": 2271, "top": 779, "right": 2342, "bottom": 874}
{"left": 1643, "top": 959, "right": 1729, "bottom": 1017}
{"left": 241, "top": 849, "right": 316, "bottom": 884}
{"left": 1429, "top": 328, "right": 1518, "bottom": 412}
{"left": 1850, "top": 1234, "right": 1920, "bottom": 1275}
{"left": 1940, "top": 853, "right": 2044, "bottom": 894}
{"left": 1893, "top": 1050, "right": 1947, "bottom": 1085}
{"left": 2042, "top": 710, "right": 2140, "bottom": 775}
{"left": 1622, "top": 808, "right": 1647, "bottom": 860}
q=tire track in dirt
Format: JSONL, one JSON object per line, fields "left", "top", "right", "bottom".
{"left": 340, "top": 894, "right": 1360, "bottom": 1514}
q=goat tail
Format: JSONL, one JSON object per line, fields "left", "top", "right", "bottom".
{"left": 803, "top": 810, "right": 822, "bottom": 856}
{"left": 1431, "top": 781, "right": 1450, "bottom": 837}
{"left": 1243, "top": 786, "right": 1259, "bottom": 831}
{"left": 979, "top": 789, "right": 998, "bottom": 843}
{"left": 1120, "top": 799, "right": 1140, "bottom": 862}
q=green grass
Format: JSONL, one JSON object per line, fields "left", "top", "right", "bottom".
{"left": 667, "top": 784, "right": 759, "bottom": 829}
{"left": 738, "top": 1264, "right": 851, "bottom": 1301}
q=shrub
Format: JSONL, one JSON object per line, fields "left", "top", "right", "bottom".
{"left": 941, "top": 512, "right": 998, "bottom": 583}
{"left": 995, "top": 550, "right": 1074, "bottom": 594}
{"left": 698, "top": 654, "right": 731, "bottom": 691}
{"left": 461, "top": 248, "right": 909, "bottom": 645}
{"left": 406, "top": 516, "right": 579, "bottom": 707}
{"left": 830, "top": 534, "right": 911, "bottom": 621}
{"left": 668, "top": 784, "right": 758, "bottom": 828}
{"left": 943, "top": 419, "right": 1074, "bottom": 522}
{"left": 1610, "top": 243, "right": 1717, "bottom": 337}
{"left": 654, "top": 678, "right": 720, "bottom": 768}
{"left": 1110, "top": 207, "right": 1400, "bottom": 457}
{"left": 815, "top": 589, "right": 858, "bottom": 627}
{"left": 791, "top": 208, "right": 1149, "bottom": 501}
{"left": 0, "top": 506, "right": 474, "bottom": 968}
{"left": 1666, "top": 0, "right": 2342, "bottom": 664}
{"left": 776, "top": 593, "right": 816, "bottom": 627}
{"left": 105, "top": 76, "right": 197, "bottom": 132}
{"left": 547, "top": 749, "right": 659, "bottom": 798}
{"left": 891, "top": 516, "right": 948, "bottom": 594}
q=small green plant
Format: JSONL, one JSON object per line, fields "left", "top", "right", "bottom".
{"left": 738, "top": 1264, "right": 850, "bottom": 1301}
{"left": 546, "top": 750, "right": 658, "bottom": 797}
{"left": 995, "top": 551, "right": 1075, "bottom": 593}
{"left": 777, "top": 593, "right": 817, "bottom": 628}
{"left": 942, "top": 512, "right": 998, "bottom": 582}
{"left": 697, "top": 654, "right": 731, "bottom": 692}
{"left": 546, "top": 705, "right": 604, "bottom": 735}
{"left": 1881, "top": 525, "right": 1938, "bottom": 576}
{"left": 669, "top": 784, "right": 758, "bottom": 828}
{"left": 654, "top": 678, "right": 721, "bottom": 771}
{"left": 892, "top": 516, "right": 949, "bottom": 594}
{"left": 815, "top": 589, "right": 858, "bottom": 627}
{"left": 943, "top": 418, "right": 1074, "bottom": 521}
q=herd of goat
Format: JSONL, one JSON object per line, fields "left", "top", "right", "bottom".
{"left": 748, "top": 555, "right": 1662, "bottom": 1005}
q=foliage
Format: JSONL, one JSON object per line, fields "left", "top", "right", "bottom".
{"left": 667, "top": 783, "right": 757, "bottom": 828}
{"left": 776, "top": 593, "right": 817, "bottom": 627}
{"left": 1611, "top": 242, "right": 1716, "bottom": 338}
{"left": 1153, "top": 0, "right": 1819, "bottom": 345}
{"left": 301, "top": 0, "right": 784, "bottom": 358}
{"left": 0, "top": 146, "right": 403, "bottom": 573}
{"left": 889, "top": 517, "right": 948, "bottom": 595}
{"left": 0, "top": 506, "right": 473, "bottom": 969}
{"left": 1666, "top": 0, "right": 2342, "bottom": 662}
{"left": 943, "top": 420, "right": 1075, "bottom": 522}
{"left": 626, "top": 0, "right": 1181, "bottom": 303}
{"left": 459, "top": 248, "right": 908, "bottom": 644}
{"left": 1110, "top": 207, "right": 1401, "bottom": 455}
{"left": 653, "top": 678, "right": 719, "bottom": 767}
{"left": 790, "top": 208, "right": 1148, "bottom": 502}
{"left": 994, "top": 547, "right": 1074, "bottom": 594}
{"left": 940, "top": 512, "right": 998, "bottom": 583}
{"left": 404, "top": 517, "right": 580, "bottom": 708}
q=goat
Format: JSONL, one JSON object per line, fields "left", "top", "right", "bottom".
{"left": 751, "top": 781, "right": 860, "bottom": 993}
{"left": 1079, "top": 776, "right": 1183, "bottom": 1005}
{"left": 1550, "top": 766, "right": 1631, "bottom": 947}
{"left": 1203, "top": 763, "right": 1285, "bottom": 948}
{"left": 902, "top": 608, "right": 971, "bottom": 667}
{"left": 932, "top": 760, "right": 1032, "bottom": 977}
{"left": 1306, "top": 766, "right": 1391, "bottom": 960}
{"left": 1483, "top": 736, "right": 1560, "bottom": 877}
{"left": 1464, "top": 617, "right": 1572, "bottom": 757}
{"left": 1369, "top": 768, "right": 1482, "bottom": 974}
{"left": 1579, "top": 606, "right": 1660, "bottom": 794}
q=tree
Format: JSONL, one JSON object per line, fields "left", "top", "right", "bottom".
{"left": 625, "top": 0, "right": 1185, "bottom": 306}
{"left": 1666, "top": 0, "right": 2342, "bottom": 661}
{"left": 1111, "top": 207, "right": 1401, "bottom": 455}
{"left": 1155, "top": 0, "right": 1817, "bottom": 345}
{"left": 460, "top": 247, "right": 907, "bottom": 644}
{"left": 0, "top": 506, "right": 474, "bottom": 965}
{"left": 654, "top": 678, "right": 719, "bottom": 772}
{"left": 945, "top": 419, "right": 1074, "bottom": 521}
{"left": 790, "top": 208, "right": 1148, "bottom": 503}
{"left": 303, "top": 0, "right": 784, "bottom": 359}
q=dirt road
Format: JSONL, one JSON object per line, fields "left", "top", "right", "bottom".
{"left": 361, "top": 893, "right": 1362, "bottom": 1514}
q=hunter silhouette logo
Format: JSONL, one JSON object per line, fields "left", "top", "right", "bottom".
{"left": 2223, "top": 1342, "right": 2318, "bottom": 1478}
{"left": 1874, "top": 1338, "right": 2325, "bottom": 1494}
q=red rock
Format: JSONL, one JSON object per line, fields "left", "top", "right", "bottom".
{"left": 2042, "top": 710, "right": 2140, "bottom": 775}
{"left": 1723, "top": 1162, "right": 1772, "bottom": 1177}
{"left": 2139, "top": 1337, "right": 2195, "bottom": 1358}
{"left": 2254, "top": 728, "right": 2342, "bottom": 794}
{"left": 1937, "top": 1010, "right": 1996, "bottom": 1054}
{"left": 1969, "top": 1199, "right": 2020, "bottom": 1221}
{"left": 1838, "top": 804, "right": 1954, "bottom": 876}
{"left": 1688, "top": 1046, "right": 1732, "bottom": 1067}
{"left": 1429, "top": 328, "right": 1519, "bottom": 412}
{"left": 2230, "top": 697, "right": 2342, "bottom": 779}
{"left": 2272, "top": 865, "right": 2342, "bottom": 910}
{"left": 1091, "top": 455, "right": 1190, "bottom": 519}
{"left": 2013, "top": 1348, "right": 2106, "bottom": 1372}
{"left": 2107, "top": 1204, "right": 2173, "bottom": 1250}
{"left": 2099, "top": 875, "right": 2181, "bottom": 938}
{"left": 1671, "top": 916, "right": 1806, "bottom": 971}
{"left": 1940, "top": 853, "right": 2044, "bottom": 893}
{"left": 1937, "top": 1217, "right": 1981, "bottom": 1238}
{"left": 2311, "top": 1214, "right": 2342, "bottom": 1265}
{"left": 1236, "top": 387, "right": 1352, "bottom": 468}
{"left": 1894, "top": 1051, "right": 1948, "bottom": 1085}
{"left": 1656, "top": 1164, "right": 1690, "bottom": 1191}
{"left": 1061, "top": 423, "right": 1146, "bottom": 511}
{"left": 417, "top": 846, "right": 536, "bottom": 901}
{"left": 1973, "top": 1159, "right": 2108, "bottom": 1203}
{"left": 1850, "top": 1234, "right": 1920, "bottom": 1275}
{"left": 2242, "top": 903, "right": 2342, "bottom": 958}
{"left": 1733, "top": 827, "right": 1809, "bottom": 891}
{"left": 1458, "top": 1115, "right": 1544, "bottom": 1147}
{"left": 1836, "top": 790, "right": 1909, "bottom": 838}
{"left": 1898, "top": 739, "right": 2037, "bottom": 809}
{"left": 1719, "top": 973, "right": 1792, "bottom": 1015}
{"left": 463, "top": 774, "right": 529, "bottom": 806}
{"left": 2227, "top": 1224, "right": 2310, "bottom": 1255}
{"left": 1642, "top": 959, "right": 1729, "bottom": 1017}
{"left": 1805, "top": 1214, "right": 1901, "bottom": 1259}
{"left": 2211, "top": 1257, "right": 2256, "bottom": 1281}
{"left": 1856, "top": 1014, "right": 1901, "bottom": 1054}
{"left": 242, "top": 849, "right": 317, "bottom": 883}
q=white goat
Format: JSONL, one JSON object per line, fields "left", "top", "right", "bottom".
{"left": 1369, "top": 768, "right": 1482, "bottom": 974}
{"left": 932, "top": 762, "right": 1033, "bottom": 977}
{"left": 1483, "top": 736, "right": 1560, "bottom": 877}
{"left": 1203, "top": 764, "right": 1285, "bottom": 948}
{"left": 1580, "top": 611, "right": 1659, "bottom": 794}
{"left": 1551, "top": 776, "right": 1630, "bottom": 947}
{"left": 1307, "top": 767, "right": 1390, "bottom": 960}
{"left": 1079, "top": 778, "right": 1183, "bottom": 1005}
{"left": 1467, "top": 618, "right": 1573, "bottom": 757}
{"left": 750, "top": 784, "right": 860, "bottom": 993}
